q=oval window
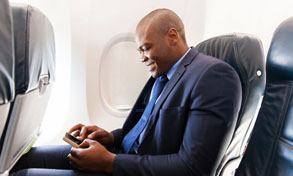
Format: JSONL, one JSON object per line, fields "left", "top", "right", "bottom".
{"left": 99, "top": 33, "right": 149, "bottom": 117}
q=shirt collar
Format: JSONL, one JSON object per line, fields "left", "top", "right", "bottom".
{"left": 166, "top": 47, "right": 191, "bottom": 80}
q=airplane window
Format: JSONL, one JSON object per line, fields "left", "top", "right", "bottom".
{"left": 99, "top": 33, "right": 149, "bottom": 116}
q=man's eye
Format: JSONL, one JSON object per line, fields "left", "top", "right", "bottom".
{"left": 138, "top": 47, "right": 150, "bottom": 54}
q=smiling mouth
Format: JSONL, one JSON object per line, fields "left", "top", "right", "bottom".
{"left": 147, "top": 63, "right": 156, "bottom": 71}
{"left": 146, "top": 62, "right": 155, "bottom": 66}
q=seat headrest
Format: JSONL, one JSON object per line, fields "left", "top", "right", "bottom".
{"left": 267, "top": 17, "right": 293, "bottom": 82}
{"left": 11, "top": 3, "right": 55, "bottom": 94}
{"left": 0, "top": 0, "right": 15, "bottom": 105}
{"left": 195, "top": 33, "right": 265, "bottom": 88}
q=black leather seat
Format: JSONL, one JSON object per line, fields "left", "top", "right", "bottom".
{"left": 196, "top": 33, "right": 266, "bottom": 176}
{"left": 0, "top": 3, "right": 55, "bottom": 173}
{"left": 236, "top": 17, "right": 293, "bottom": 176}
{"left": 0, "top": 0, "right": 14, "bottom": 146}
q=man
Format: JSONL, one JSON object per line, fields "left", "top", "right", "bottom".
{"left": 11, "top": 8, "right": 242, "bottom": 176}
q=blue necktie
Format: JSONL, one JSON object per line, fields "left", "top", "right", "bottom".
{"left": 121, "top": 75, "right": 169, "bottom": 153}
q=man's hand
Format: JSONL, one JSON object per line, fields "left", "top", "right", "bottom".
{"left": 68, "top": 124, "right": 114, "bottom": 147}
{"left": 68, "top": 139, "right": 116, "bottom": 174}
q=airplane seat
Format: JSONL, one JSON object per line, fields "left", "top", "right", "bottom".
{"left": 236, "top": 17, "right": 293, "bottom": 176}
{"left": 195, "top": 33, "right": 266, "bottom": 176}
{"left": 0, "top": 3, "right": 55, "bottom": 174}
{"left": 0, "top": 0, "right": 15, "bottom": 142}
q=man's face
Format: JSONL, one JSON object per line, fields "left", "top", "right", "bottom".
{"left": 135, "top": 26, "right": 173, "bottom": 78}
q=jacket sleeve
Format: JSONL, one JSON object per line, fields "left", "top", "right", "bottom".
{"left": 111, "top": 128, "right": 123, "bottom": 147}
{"left": 113, "top": 62, "right": 242, "bottom": 176}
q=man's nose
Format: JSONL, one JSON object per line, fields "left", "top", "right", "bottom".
{"left": 141, "top": 55, "right": 148, "bottom": 62}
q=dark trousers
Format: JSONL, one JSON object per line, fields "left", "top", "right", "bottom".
{"left": 10, "top": 145, "right": 110, "bottom": 176}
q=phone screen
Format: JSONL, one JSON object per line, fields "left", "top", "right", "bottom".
{"left": 63, "top": 132, "right": 82, "bottom": 147}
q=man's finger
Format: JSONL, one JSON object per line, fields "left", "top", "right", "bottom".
{"left": 68, "top": 153, "right": 82, "bottom": 170}
{"left": 86, "top": 125, "right": 98, "bottom": 132}
{"left": 68, "top": 123, "right": 84, "bottom": 134}
{"left": 70, "top": 140, "right": 92, "bottom": 160}
{"left": 72, "top": 130, "right": 80, "bottom": 137}
{"left": 79, "top": 126, "right": 88, "bottom": 141}
{"left": 78, "top": 139, "right": 91, "bottom": 149}
{"left": 88, "top": 131, "right": 98, "bottom": 139}
{"left": 88, "top": 129, "right": 105, "bottom": 139}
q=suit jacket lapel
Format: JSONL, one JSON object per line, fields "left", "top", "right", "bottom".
{"left": 140, "top": 48, "right": 199, "bottom": 143}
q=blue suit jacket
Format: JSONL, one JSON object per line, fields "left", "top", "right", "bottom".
{"left": 111, "top": 48, "right": 242, "bottom": 176}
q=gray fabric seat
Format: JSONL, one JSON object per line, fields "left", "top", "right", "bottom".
{"left": 196, "top": 33, "right": 266, "bottom": 176}
{"left": 237, "top": 17, "right": 293, "bottom": 176}
{"left": 0, "top": 3, "right": 55, "bottom": 174}
{"left": 0, "top": 0, "right": 15, "bottom": 147}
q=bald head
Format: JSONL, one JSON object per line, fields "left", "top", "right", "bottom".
{"left": 137, "top": 8, "right": 187, "bottom": 44}
{"left": 135, "top": 9, "right": 189, "bottom": 78}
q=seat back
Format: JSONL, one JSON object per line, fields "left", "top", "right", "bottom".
{"left": 0, "top": 3, "right": 55, "bottom": 173}
{"left": 237, "top": 17, "right": 293, "bottom": 176}
{"left": 0, "top": 0, "right": 15, "bottom": 141}
{"left": 195, "top": 33, "right": 266, "bottom": 175}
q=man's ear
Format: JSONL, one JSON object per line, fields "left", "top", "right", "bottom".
{"left": 167, "top": 28, "right": 178, "bottom": 45}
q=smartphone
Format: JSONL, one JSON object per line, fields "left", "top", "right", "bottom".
{"left": 63, "top": 132, "right": 82, "bottom": 148}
